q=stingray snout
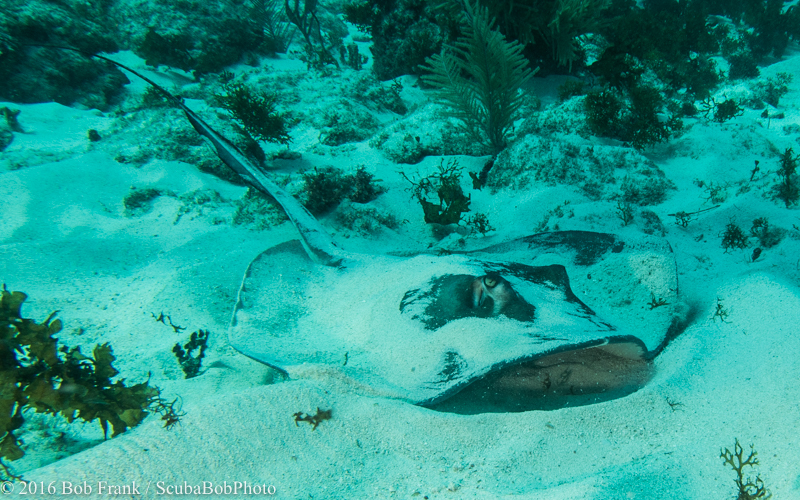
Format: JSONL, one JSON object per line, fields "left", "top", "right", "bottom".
{"left": 471, "top": 273, "right": 515, "bottom": 314}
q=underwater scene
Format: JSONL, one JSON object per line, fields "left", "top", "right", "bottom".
{"left": 1, "top": 0, "right": 800, "bottom": 497}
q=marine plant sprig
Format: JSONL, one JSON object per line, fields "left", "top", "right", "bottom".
{"left": 720, "top": 439, "right": 771, "bottom": 500}
{"left": 400, "top": 158, "right": 471, "bottom": 225}
{"left": 293, "top": 407, "right": 332, "bottom": 430}
{"left": 215, "top": 82, "right": 290, "bottom": 145}
{"left": 772, "top": 148, "right": 799, "bottom": 207}
{"left": 711, "top": 297, "right": 729, "bottom": 323}
{"left": 721, "top": 219, "right": 748, "bottom": 252}
{"left": 151, "top": 311, "right": 186, "bottom": 333}
{"left": 285, "top": 0, "right": 338, "bottom": 69}
{"left": 466, "top": 213, "right": 495, "bottom": 236}
{"left": 699, "top": 97, "right": 744, "bottom": 122}
{"left": 615, "top": 200, "right": 634, "bottom": 226}
{"left": 173, "top": 330, "right": 210, "bottom": 379}
{"left": 667, "top": 205, "right": 719, "bottom": 227}
{"left": 301, "top": 166, "right": 385, "bottom": 214}
{"left": 647, "top": 295, "right": 668, "bottom": 310}
{"left": 584, "top": 86, "right": 682, "bottom": 150}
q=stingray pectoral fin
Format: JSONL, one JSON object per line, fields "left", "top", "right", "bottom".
{"left": 592, "top": 340, "right": 647, "bottom": 360}
{"left": 428, "top": 341, "right": 653, "bottom": 414}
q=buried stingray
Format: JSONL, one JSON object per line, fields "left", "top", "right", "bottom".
{"left": 234, "top": 233, "right": 677, "bottom": 413}
{"left": 40, "top": 47, "right": 679, "bottom": 413}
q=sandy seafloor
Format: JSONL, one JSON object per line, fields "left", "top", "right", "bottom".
{"left": 2, "top": 36, "right": 800, "bottom": 500}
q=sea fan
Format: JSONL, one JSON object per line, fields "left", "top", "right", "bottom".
{"left": 422, "top": 0, "right": 534, "bottom": 154}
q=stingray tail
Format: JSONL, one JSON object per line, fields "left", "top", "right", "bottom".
{"left": 178, "top": 107, "right": 343, "bottom": 266}
{"left": 24, "top": 45, "right": 343, "bottom": 267}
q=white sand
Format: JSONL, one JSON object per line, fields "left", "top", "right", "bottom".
{"left": 2, "top": 44, "right": 800, "bottom": 499}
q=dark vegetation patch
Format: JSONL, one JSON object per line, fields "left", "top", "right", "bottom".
{"left": 215, "top": 82, "right": 290, "bottom": 145}
{"left": 302, "top": 166, "right": 385, "bottom": 214}
{"left": 0, "top": 287, "right": 181, "bottom": 480}
{"left": 401, "top": 158, "right": 471, "bottom": 225}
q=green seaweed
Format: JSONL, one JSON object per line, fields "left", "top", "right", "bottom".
{"left": 584, "top": 89, "right": 624, "bottom": 139}
{"left": 0, "top": 287, "right": 175, "bottom": 480}
{"left": 302, "top": 166, "right": 354, "bottom": 214}
{"left": 727, "top": 52, "right": 760, "bottom": 80}
{"left": 302, "top": 166, "right": 385, "bottom": 214}
{"left": 772, "top": 148, "right": 799, "bottom": 208}
{"left": 615, "top": 201, "right": 634, "bottom": 226}
{"left": 584, "top": 86, "right": 681, "bottom": 149}
{"left": 750, "top": 217, "right": 784, "bottom": 248}
{"left": 466, "top": 213, "right": 495, "bottom": 236}
{"left": 721, "top": 220, "right": 748, "bottom": 252}
{"left": 151, "top": 311, "right": 186, "bottom": 333}
{"left": 712, "top": 297, "right": 729, "bottom": 323}
{"left": 173, "top": 330, "right": 209, "bottom": 379}
{"left": 647, "top": 294, "right": 668, "bottom": 309}
{"left": 293, "top": 407, "right": 332, "bottom": 430}
{"left": 721, "top": 439, "right": 771, "bottom": 499}
{"left": 216, "top": 83, "right": 290, "bottom": 145}
{"left": 350, "top": 167, "right": 385, "bottom": 204}
{"left": 703, "top": 97, "right": 743, "bottom": 123}
{"left": 402, "top": 159, "right": 471, "bottom": 225}
{"left": 123, "top": 187, "right": 163, "bottom": 215}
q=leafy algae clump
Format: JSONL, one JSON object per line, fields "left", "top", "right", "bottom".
{"left": 401, "top": 158, "right": 471, "bottom": 225}
{"left": 0, "top": 286, "right": 170, "bottom": 479}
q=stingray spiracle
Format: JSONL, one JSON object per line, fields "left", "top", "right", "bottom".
{"left": 471, "top": 273, "right": 515, "bottom": 314}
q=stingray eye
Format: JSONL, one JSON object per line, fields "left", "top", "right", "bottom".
{"left": 484, "top": 277, "right": 497, "bottom": 288}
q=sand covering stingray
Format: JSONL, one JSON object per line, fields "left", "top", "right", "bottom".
{"left": 230, "top": 231, "right": 677, "bottom": 406}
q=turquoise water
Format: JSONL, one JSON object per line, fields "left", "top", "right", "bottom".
{"left": 1, "top": 0, "right": 799, "bottom": 497}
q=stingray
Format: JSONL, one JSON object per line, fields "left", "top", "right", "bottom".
{"left": 41, "top": 47, "right": 679, "bottom": 412}
{"left": 232, "top": 231, "right": 677, "bottom": 413}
